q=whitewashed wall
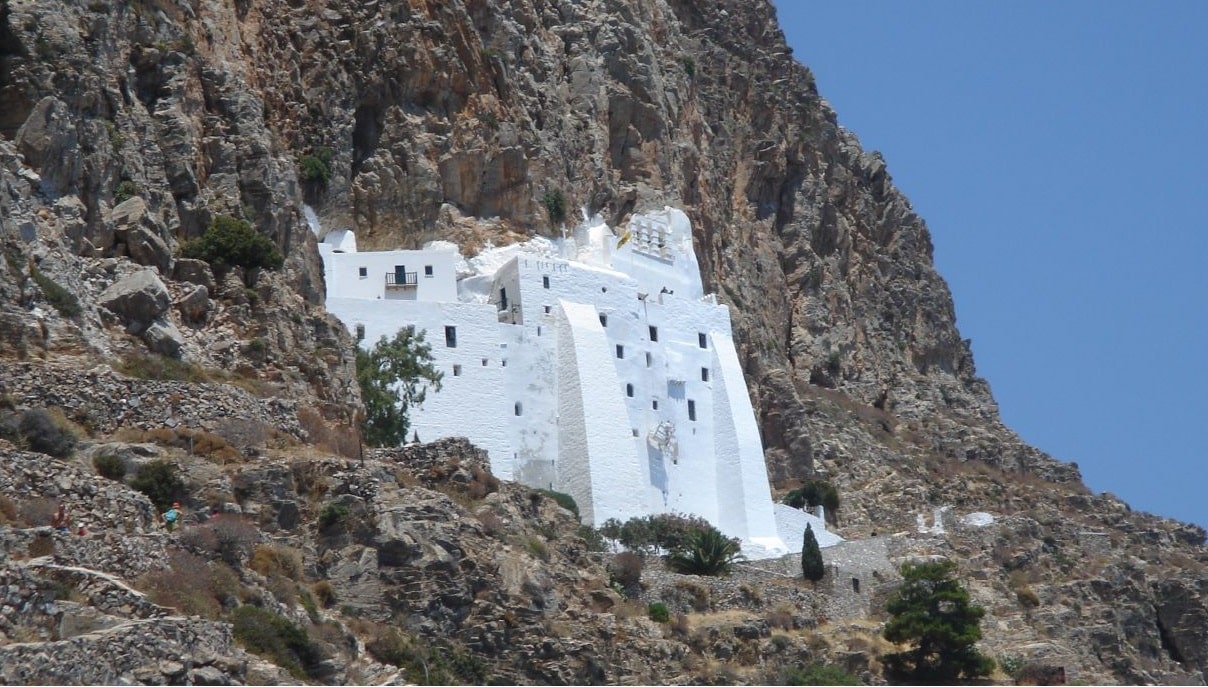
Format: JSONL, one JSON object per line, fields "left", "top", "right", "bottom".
{"left": 318, "top": 208, "right": 820, "bottom": 557}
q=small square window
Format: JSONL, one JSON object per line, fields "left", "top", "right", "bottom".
{"left": 688, "top": 399, "right": 697, "bottom": 421}
{"left": 626, "top": 383, "right": 634, "bottom": 397}
{"left": 599, "top": 314, "right": 608, "bottom": 327}
{"left": 543, "top": 275, "right": 550, "bottom": 289}
{"left": 481, "top": 358, "right": 488, "bottom": 366}
{"left": 632, "top": 428, "right": 639, "bottom": 437}
{"left": 649, "top": 326, "right": 658, "bottom": 342}
{"left": 453, "top": 364, "right": 462, "bottom": 376}
{"left": 358, "top": 266, "right": 367, "bottom": 278}
{"left": 698, "top": 332, "right": 707, "bottom": 349}
{"left": 445, "top": 326, "right": 457, "bottom": 348}
{"left": 701, "top": 367, "right": 710, "bottom": 382}
{"left": 425, "top": 265, "right": 434, "bottom": 276}
{"left": 616, "top": 344, "right": 624, "bottom": 359}
{"left": 544, "top": 305, "right": 551, "bottom": 314}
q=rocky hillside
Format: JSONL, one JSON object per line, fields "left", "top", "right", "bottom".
{"left": 1, "top": 0, "right": 1207, "bottom": 684}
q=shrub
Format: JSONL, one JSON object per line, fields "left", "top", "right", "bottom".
{"left": 93, "top": 453, "right": 126, "bottom": 481}
{"left": 665, "top": 528, "right": 742, "bottom": 577}
{"left": 577, "top": 524, "right": 607, "bottom": 552}
{"left": 784, "top": 480, "right": 840, "bottom": 517}
{"left": 17, "top": 408, "right": 77, "bottom": 458}
{"left": 648, "top": 601, "right": 670, "bottom": 623}
{"left": 608, "top": 551, "right": 644, "bottom": 590}
{"left": 130, "top": 460, "right": 186, "bottom": 512}
{"left": 30, "top": 264, "right": 81, "bottom": 318}
{"left": 524, "top": 536, "right": 549, "bottom": 561}
{"left": 231, "top": 604, "right": 322, "bottom": 679}
{"left": 181, "top": 516, "right": 259, "bottom": 568}
{"left": 317, "top": 502, "right": 350, "bottom": 533}
{"left": 601, "top": 513, "right": 724, "bottom": 555}
{"left": 0, "top": 495, "right": 16, "bottom": 524}
{"left": 181, "top": 215, "right": 283, "bottom": 276}
{"left": 777, "top": 663, "right": 860, "bottom": 685}
{"left": 366, "top": 629, "right": 485, "bottom": 685}
{"left": 542, "top": 188, "right": 566, "bottom": 226}
{"left": 537, "top": 488, "right": 579, "bottom": 519}
{"left": 116, "top": 353, "right": 209, "bottom": 382}
{"left": 299, "top": 148, "right": 333, "bottom": 185}
{"left": 139, "top": 550, "right": 240, "bottom": 619}
{"left": 311, "top": 580, "right": 336, "bottom": 608}
{"left": 28, "top": 533, "right": 55, "bottom": 558}
{"left": 250, "top": 544, "right": 303, "bottom": 581}
{"left": 114, "top": 180, "right": 139, "bottom": 204}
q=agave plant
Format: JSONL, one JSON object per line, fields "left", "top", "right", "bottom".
{"left": 665, "top": 528, "right": 743, "bottom": 576}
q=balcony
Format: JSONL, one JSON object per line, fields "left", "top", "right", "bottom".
{"left": 385, "top": 271, "right": 418, "bottom": 289}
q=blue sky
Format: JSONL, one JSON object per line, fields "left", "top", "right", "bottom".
{"left": 771, "top": 1, "right": 1208, "bottom": 527}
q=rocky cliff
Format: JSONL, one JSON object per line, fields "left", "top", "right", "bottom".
{"left": 1, "top": 0, "right": 1207, "bottom": 684}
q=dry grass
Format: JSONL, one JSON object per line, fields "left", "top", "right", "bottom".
{"left": 114, "top": 427, "right": 243, "bottom": 463}
{"left": 296, "top": 406, "right": 360, "bottom": 460}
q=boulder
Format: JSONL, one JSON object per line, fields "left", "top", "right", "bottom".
{"left": 176, "top": 284, "right": 210, "bottom": 323}
{"left": 173, "top": 258, "right": 216, "bottom": 292}
{"left": 99, "top": 269, "right": 170, "bottom": 332}
{"left": 112, "top": 197, "right": 173, "bottom": 275}
{"left": 142, "top": 318, "right": 184, "bottom": 357}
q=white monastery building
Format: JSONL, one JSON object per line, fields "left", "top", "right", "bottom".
{"left": 319, "top": 207, "right": 837, "bottom": 558}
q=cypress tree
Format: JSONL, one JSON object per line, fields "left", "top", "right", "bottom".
{"left": 801, "top": 523, "right": 825, "bottom": 582}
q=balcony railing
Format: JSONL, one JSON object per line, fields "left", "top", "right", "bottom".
{"left": 385, "top": 271, "right": 418, "bottom": 288}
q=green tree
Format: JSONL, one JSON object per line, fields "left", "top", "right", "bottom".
{"left": 665, "top": 527, "right": 743, "bottom": 576}
{"left": 801, "top": 523, "right": 825, "bottom": 582}
{"left": 882, "top": 560, "right": 994, "bottom": 684}
{"left": 542, "top": 188, "right": 566, "bottom": 226}
{"left": 130, "top": 459, "right": 186, "bottom": 512}
{"left": 356, "top": 328, "right": 443, "bottom": 447}
{"left": 181, "top": 215, "right": 284, "bottom": 277}
{"left": 784, "top": 480, "right": 840, "bottom": 524}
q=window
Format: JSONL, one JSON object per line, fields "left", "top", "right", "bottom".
{"left": 445, "top": 326, "right": 457, "bottom": 347}
{"left": 652, "top": 399, "right": 659, "bottom": 410}
{"left": 544, "top": 305, "right": 551, "bottom": 314}
{"left": 649, "top": 326, "right": 658, "bottom": 342}
{"left": 355, "top": 324, "right": 365, "bottom": 341}
{"left": 698, "top": 332, "right": 707, "bottom": 349}
{"left": 501, "top": 359, "right": 507, "bottom": 367}
{"left": 632, "top": 429, "right": 639, "bottom": 437}
{"left": 646, "top": 352, "right": 652, "bottom": 367}
{"left": 453, "top": 364, "right": 462, "bottom": 377}
{"left": 515, "top": 402, "right": 523, "bottom": 416}
{"left": 688, "top": 399, "right": 697, "bottom": 421}
{"left": 701, "top": 367, "right": 709, "bottom": 382}
{"left": 543, "top": 275, "right": 550, "bottom": 289}
{"left": 615, "top": 344, "right": 624, "bottom": 359}
{"left": 599, "top": 314, "right": 608, "bottom": 327}
{"left": 499, "top": 288, "right": 508, "bottom": 311}
{"left": 537, "top": 326, "right": 542, "bottom": 336}
{"left": 424, "top": 265, "right": 434, "bottom": 277}
{"left": 626, "top": 383, "right": 634, "bottom": 397}
{"left": 358, "top": 266, "right": 367, "bottom": 278}
{"left": 481, "top": 358, "right": 488, "bottom": 366}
